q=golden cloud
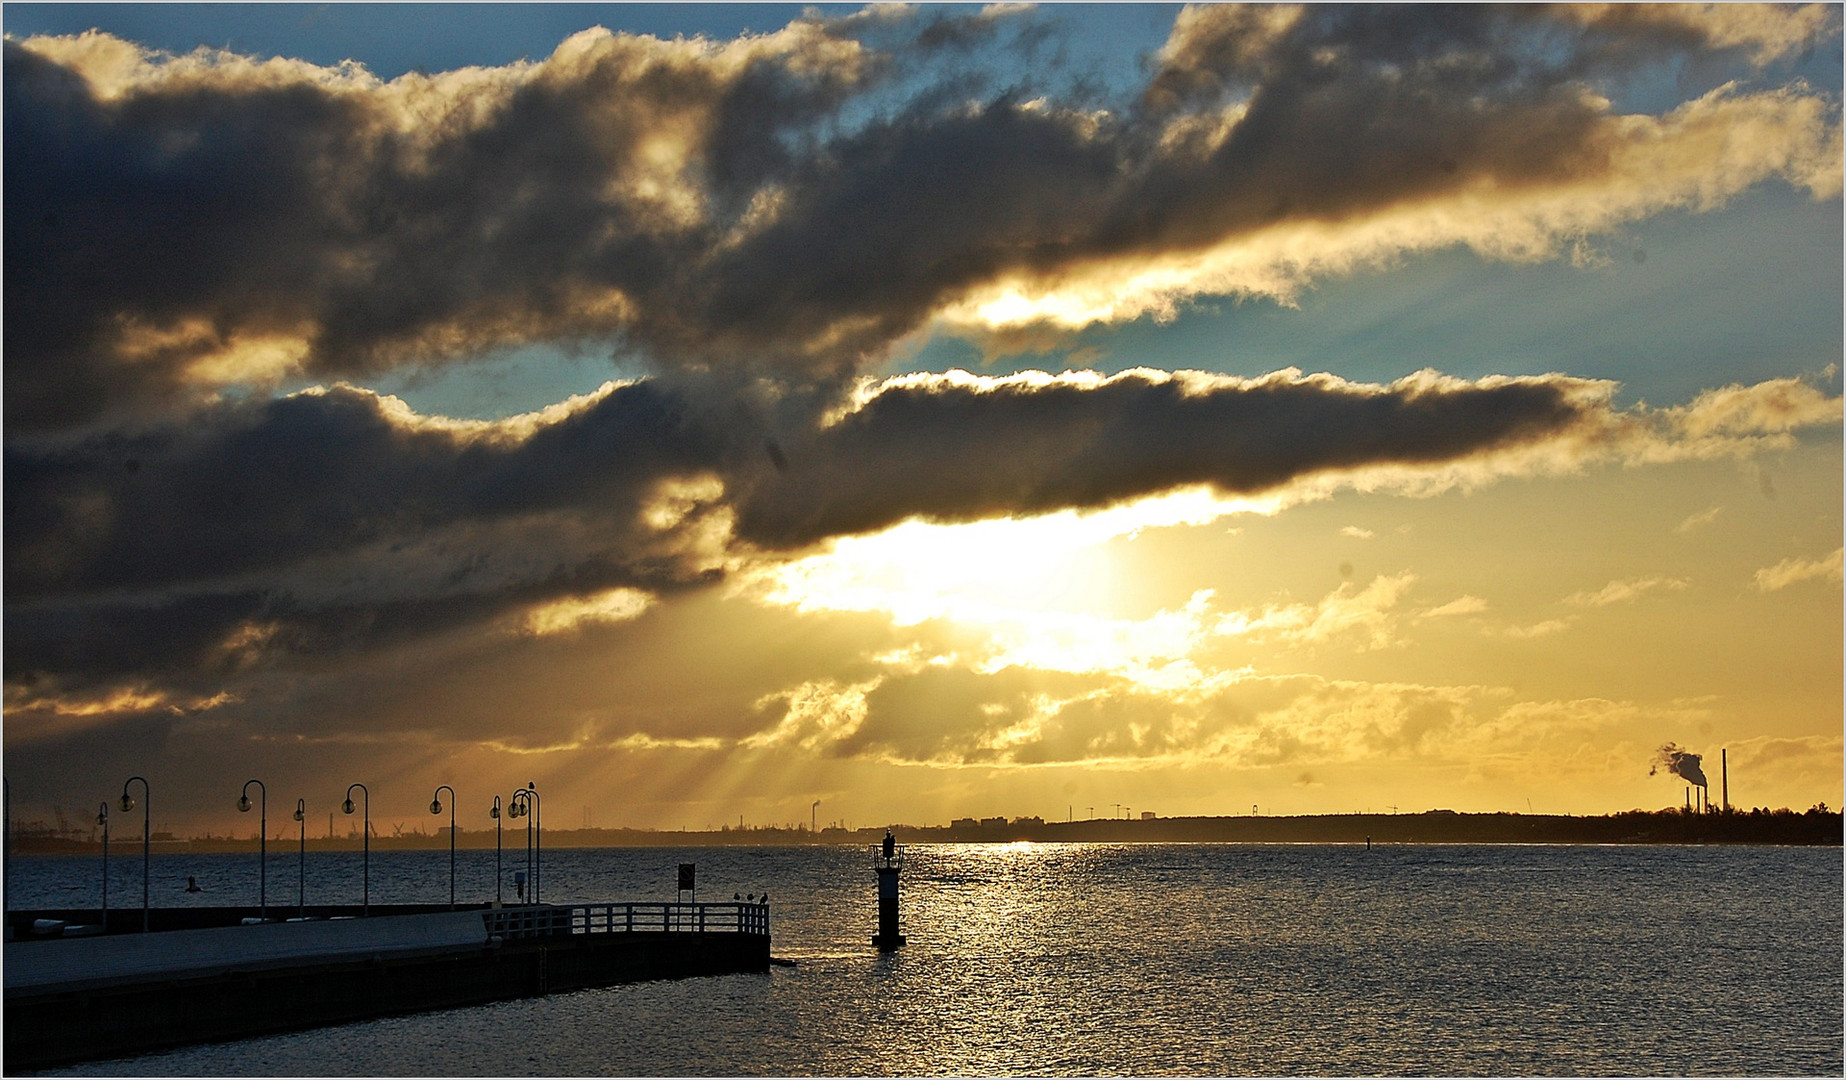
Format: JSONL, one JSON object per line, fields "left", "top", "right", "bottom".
{"left": 1754, "top": 547, "right": 1845, "bottom": 591}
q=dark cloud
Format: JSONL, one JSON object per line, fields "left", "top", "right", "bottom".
{"left": 3, "top": 23, "right": 877, "bottom": 433}
{"left": 675, "top": 94, "right": 1124, "bottom": 365}
{"left": 7, "top": 380, "right": 732, "bottom": 602}
{"left": 5, "top": 378, "right": 747, "bottom": 694}
{"left": 17, "top": 360, "right": 1803, "bottom": 702}
{"left": 733, "top": 369, "right": 1604, "bottom": 547}
{"left": 1143, "top": 4, "right": 1833, "bottom": 112}
{"left": 8, "top": 6, "right": 1836, "bottom": 433}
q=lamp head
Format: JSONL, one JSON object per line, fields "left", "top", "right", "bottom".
{"left": 119, "top": 794, "right": 135, "bottom": 812}
{"left": 292, "top": 803, "right": 305, "bottom": 822}
{"left": 342, "top": 798, "right": 355, "bottom": 815}
{"left": 238, "top": 795, "right": 251, "bottom": 813}
{"left": 430, "top": 798, "right": 443, "bottom": 815}
{"left": 489, "top": 799, "right": 500, "bottom": 819}
{"left": 97, "top": 803, "right": 108, "bottom": 826}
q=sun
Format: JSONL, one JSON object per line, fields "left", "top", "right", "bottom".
{"left": 752, "top": 486, "right": 1260, "bottom": 624}
{"left": 738, "top": 486, "right": 1284, "bottom": 682}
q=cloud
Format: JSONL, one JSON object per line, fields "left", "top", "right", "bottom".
{"left": 1419, "top": 595, "right": 1488, "bottom": 619}
{"left": 1731, "top": 733, "right": 1844, "bottom": 779}
{"left": 8, "top": 366, "right": 1836, "bottom": 706}
{"left": 742, "top": 679, "right": 878, "bottom": 752}
{"left": 1708, "top": 734, "right": 1844, "bottom": 810}
{"left": 734, "top": 367, "right": 1607, "bottom": 546}
{"left": 1288, "top": 572, "right": 1417, "bottom": 650}
{"left": 708, "top": 656, "right": 1727, "bottom": 772}
{"left": 5, "top": 20, "right": 883, "bottom": 433}
{"left": 1564, "top": 576, "right": 1691, "bottom": 607}
{"left": 1498, "top": 618, "right": 1576, "bottom": 640}
{"left": 3, "top": 682, "right": 236, "bottom": 746}
{"left": 934, "top": 4, "right": 1843, "bottom": 342}
{"left": 1555, "top": 4, "right": 1839, "bottom": 67}
{"left": 1674, "top": 506, "right": 1724, "bottom": 533}
{"left": 3, "top": 377, "right": 749, "bottom": 700}
{"left": 1340, "top": 525, "right": 1375, "bottom": 539}
{"left": 8, "top": 6, "right": 1839, "bottom": 433}
{"left": 734, "top": 369, "right": 1841, "bottom": 548}
{"left": 521, "top": 587, "right": 654, "bottom": 636}
{"left": 1753, "top": 547, "right": 1845, "bottom": 591}
{"left": 1148, "top": 4, "right": 1837, "bottom": 109}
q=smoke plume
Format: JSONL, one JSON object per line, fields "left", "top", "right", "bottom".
{"left": 1651, "top": 743, "right": 1710, "bottom": 788}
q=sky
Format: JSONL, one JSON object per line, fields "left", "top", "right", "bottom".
{"left": 4, "top": 3, "right": 1841, "bottom": 838}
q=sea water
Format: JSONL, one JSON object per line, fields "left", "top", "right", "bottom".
{"left": 9, "top": 843, "right": 1841, "bottom": 1076}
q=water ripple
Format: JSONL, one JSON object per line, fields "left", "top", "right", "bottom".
{"left": 15, "top": 843, "right": 1840, "bottom": 1076}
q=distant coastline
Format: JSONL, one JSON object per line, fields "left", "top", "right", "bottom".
{"left": 10, "top": 807, "right": 1839, "bottom": 854}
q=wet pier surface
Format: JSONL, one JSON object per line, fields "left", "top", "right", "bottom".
{"left": 7, "top": 909, "right": 489, "bottom": 993}
{"left": 4, "top": 903, "right": 771, "bottom": 1071}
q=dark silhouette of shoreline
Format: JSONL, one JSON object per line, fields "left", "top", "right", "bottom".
{"left": 12, "top": 807, "right": 1838, "bottom": 854}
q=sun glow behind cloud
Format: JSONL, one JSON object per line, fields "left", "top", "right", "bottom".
{"left": 747, "top": 485, "right": 1273, "bottom": 622}
{"left": 738, "top": 485, "right": 1444, "bottom": 693}
{"left": 738, "top": 488, "right": 1279, "bottom": 685}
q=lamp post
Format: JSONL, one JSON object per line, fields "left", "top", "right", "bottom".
{"left": 527, "top": 783, "right": 541, "bottom": 905}
{"left": 237, "top": 779, "right": 267, "bottom": 921}
{"left": 120, "top": 776, "right": 150, "bottom": 932}
{"left": 292, "top": 799, "right": 306, "bottom": 919}
{"left": 342, "top": 783, "right": 370, "bottom": 916}
{"left": 430, "top": 785, "right": 456, "bottom": 909}
{"left": 510, "top": 785, "right": 541, "bottom": 905}
{"left": 489, "top": 795, "right": 503, "bottom": 905}
{"left": 509, "top": 790, "right": 530, "bottom": 903}
{"left": 97, "top": 802, "right": 109, "bottom": 926}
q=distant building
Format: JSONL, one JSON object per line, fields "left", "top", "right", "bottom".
{"left": 951, "top": 818, "right": 979, "bottom": 829}
{"left": 1140, "top": 811, "right": 1157, "bottom": 820}
{"left": 1012, "top": 816, "right": 1044, "bottom": 827}
{"left": 979, "top": 817, "right": 1007, "bottom": 829}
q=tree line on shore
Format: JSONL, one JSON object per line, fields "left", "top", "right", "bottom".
{"left": 8, "top": 805, "right": 1838, "bottom": 853}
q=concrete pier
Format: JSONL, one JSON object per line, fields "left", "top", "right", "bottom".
{"left": 4, "top": 902, "right": 770, "bottom": 1070}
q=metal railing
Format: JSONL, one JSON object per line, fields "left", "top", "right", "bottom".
{"left": 483, "top": 902, "right": 769, "bottom": 940}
